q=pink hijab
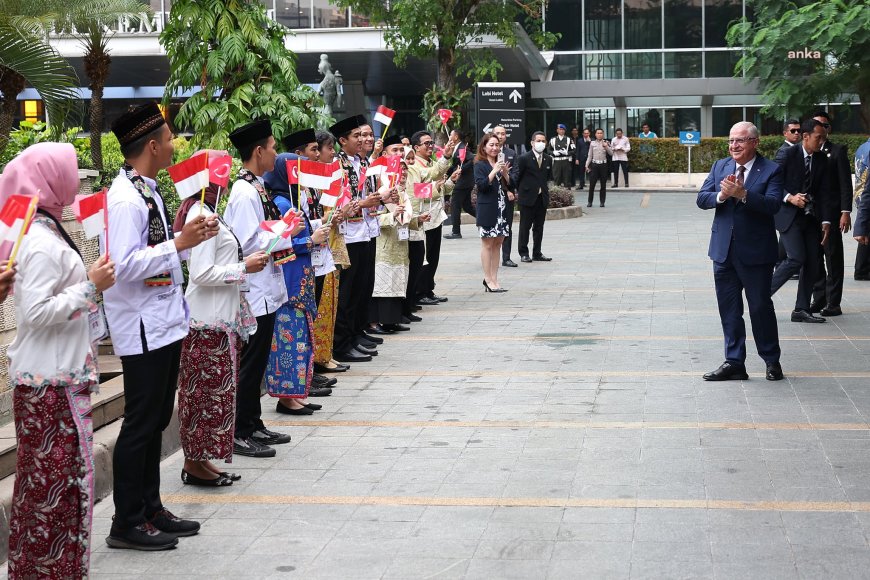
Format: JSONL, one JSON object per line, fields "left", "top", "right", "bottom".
{"left": 0, "top": 143, "right": 79, "bottom": 220}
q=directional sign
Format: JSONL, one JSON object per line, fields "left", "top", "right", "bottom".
{"left": 679, "top": 131, "right": 700, "bottom": 145}
{"left": 476, "top": 82, "right": 526, "bottom": 148}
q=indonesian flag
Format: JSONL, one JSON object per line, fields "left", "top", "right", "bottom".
{"left": 71, "top": 190, "right": 107, "bottom": 239}
{"left": 209, "top": 154, "right": 233, "bottom": 188}
{"left": 260, "top": 210, "right": 301, "bottom": 239}
{"left": 167, "top": 152, "right": 209, "bottom": 199}
{"left": 0, "top": 194, "right": 38, "bottom": 261}
{"left": 298, "top": 159, "right": 341, "bottom": 190}
{"left": 413, "top": 182, "right": 433, "bottom": 199}
{"left": 286, "top": 158, "right": 300, "bottom": 186}
{"left": 321, "top": 181, "right": 353, "bottom": 208}
{"left": 335, "top": 185, "right": 353, "bottom": 208}
{"left": 373, "top": 105, "right": 396, "bottom": 126}
{"left": 437, "top": 108, "right": 453, "bottom": 126}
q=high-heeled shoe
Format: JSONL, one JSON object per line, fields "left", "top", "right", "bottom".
{"left": 483, "top": 279, "right": 493, "bottom": 292}
{"left": 493, "top": 287, "right": 508, "bottom": 293}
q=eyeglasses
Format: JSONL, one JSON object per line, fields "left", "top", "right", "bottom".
{"left": 418, "top": 141, "right": 434, "bottom": 147}
{"left": 727, "top": 138, "right": 757, "bottom": 145}
{"left": 788, "top": 129, "right": 800, "bottom": 134}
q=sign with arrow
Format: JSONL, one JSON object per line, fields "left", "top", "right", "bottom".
{"left": 476, "top": 82, "right": 526, "bottom": 148}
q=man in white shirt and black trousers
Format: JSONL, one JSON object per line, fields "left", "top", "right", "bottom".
{"left": 103, "top": 103, "right": 219, "bottom": 551}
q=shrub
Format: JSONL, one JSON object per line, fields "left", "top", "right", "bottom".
{"left": 547, "top": 186, "right": 575, "bottom": 208}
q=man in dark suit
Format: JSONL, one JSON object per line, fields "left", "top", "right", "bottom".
{"left": 574, "top": 128, "right": 591, "bottom": 190}
{"left": 810, "top": 110, "right": 853, "bottom": 316}
{"left": 697, "top": 121, "right": 784, "bottom": 382}
{"left": 515, "top": 131, "right": 553, "bottom": 262}
{"left": 771, "top": 119, "right": 836, "bottom": 323}
{"left": 775, "top": 119, "right": 801, "bottom": 164}
{"left": 492, "top": 125, "right": 519, "bottom": 267}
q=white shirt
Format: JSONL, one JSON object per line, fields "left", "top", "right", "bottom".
{"left": 7, "top": 217, "right": 98, "bottom": 386}
{"left": 716, "top": 156, "right": 756, "bottom": 204}
{"left": 309, "top": 218, "right": 336, "bottom": 277}
{"left": 610, "top": 136, "right": 631, "bottom": 161}
{"left": 343, "top": 155, "right": 371, "bottom": 244}
{"left": 101, "top": 170, "right": 189, "bottom": 356}
{"left": 222, "top": 177, "right": 291, "bottom": 317}
{"left": 184, "top": 202, "right": 248, "bottom": 329}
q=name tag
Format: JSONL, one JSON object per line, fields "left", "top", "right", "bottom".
{"left": 88, "top": 304, "right": 108, "bottom": 343}
{"left": 397, "top": 225, "right": 409, "bottom": 241}
{"left": 338, "top": 222, "right": 348, "bottom": 235}
{"left": 311, "top": 246, "right": 325, "bottom": 267}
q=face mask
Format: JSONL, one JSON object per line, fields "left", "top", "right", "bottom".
{"left": 533, "top": 142, "right": 546, "bottom": 153}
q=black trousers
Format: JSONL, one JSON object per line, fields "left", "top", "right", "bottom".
{"left": 552, "top": 159, "right": 571, "bottom": 187}
{"left": 417, "top": 225, "right": 443, "bottom": 298}
{"left": 501, "top": 198, "right": 515, "bottom": 261}
{"left": 812, "top": 229, "right": 844, "bottom": 308}
{"left": 356, "top": 238, "right": 377, "bottom": 332}
{"left": 612, "top": 160, "right": 629, "bottom": 186}
{"left": 588, "top": 164, "right": 608, "bottom": 205}
{"left": 771, "top": 214, "right": 822, "bottom": 311}
{"left": 450, "top": 187, "right": 476, "bottom": 235}
{"left": 405, "top": 240, "right": 425, "bottom": 314}
{"left": 235, "top": 311, "right": 275, "bottom": 439}
{"left": 573, "top": 161, "right": 584, "bottom": 189}
{"left": 334, "top": 240, "right": 367, "bottom": 354}
{"left": 518, "top": 196, "right": 547, "bottom": 258}
{"left": 856, "top": 243, "right": 870, "bottom": 278}
{"left": 113, "top": 338, "right": 182, "bottom": 529}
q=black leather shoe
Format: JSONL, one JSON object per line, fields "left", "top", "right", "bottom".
{"left": 233, "top": 436, "right": 276, "bottom": 457}
{"left": 334, "top": 350, "right": 371, "bottom": 363}
{"left": 149, "top": 509, "right": 200, "bottom": 537}
{"left": 304, "top": 402, "right": 323, "bottom": 410}
{"left": 600, "top": 203, "right": 605, "bottom": 208}
{"left": 313, "top": 374, "right": 337, "bottom": 387}
{"left": 809, "top": 301, "right": 826, "bottom": 314}
{"left": 275, "top": 402, "right": 313, "bottom": 415}
{"left": 181, "top": 469, "right": 232, "bottom": 487}
{"left": 443, "top": 232, "right": 462, "bottom": 239}
{"left": 106, "top": 522, "right": 178, "bottom": 551}
{"left": 354, "top": 344, "right": 378, "bottom": 356}
{"left": 791, "top": 309, "right": 826, "bottom": 323}
{"left": 416, "top": 296, "right": 440, "bottom": 305}
{"left": 367, "top": 324, "right": 396, "bottom": 335}
{"left": 855, "top": 275, "right": 870, "bottom": 281}
{"left": 587, "top": 203, "right": 592, "bottom": 207}
{"left": 383, "top": 323, "right": 410, "bottom": 332}
{"left": 533, "top": 255, "right": 552, "bottom": 262}
{"left": 401, "top": 316, "right": 412, "bottom": 324}
{"left": 407, "top": 314, "right": 422, "bottom": 322}
{"left": 703, "top": 362, "right": 749, "bottom": 381}
{"left": 361, "top": 332, "right": 384, "bottom": 344}
{"left": 766, "top": 362, "right": 784, "bottom": 381}
{"left": 314, "top": 361, "right": 348, "bottom": 373}
{"left": 432, "top": 295, "right": 448, "bottom": 303}
{"left": 309, "top": 386, "right": 333, "bottom": 397}
{"left": 521, "top": 255, "right": 533, "bottom": 263}
{"left": 502, "top": 259, "right": 518, "bottom": 267}
{"left": 412, "top": 305, "right": 422, "bottom": 312}
{"left": 356, "top": 336, "right": 379, "bottom": 348}
{"left": 820, "top": 306, "right": 842, "bottom": 317}
{"left": 252, "top": 428, "right": 292, "bottom": 445}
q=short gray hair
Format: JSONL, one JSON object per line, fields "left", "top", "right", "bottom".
{"left": 731, "top": 121, "right": 759, "bottom": 139}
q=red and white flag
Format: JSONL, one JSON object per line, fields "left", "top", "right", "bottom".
{"left": 167, "top": 152, "right": 209, "bottom": 199}
{"left": 437, "top": 109, "right": 453, "bottom": 126}
{"left": 209, "top": 154, "right": 233, "bottom": 188}
{"left": 413, "top": 182, "right": 433, "bottom": 199}
{"left": 71, "top": 189, "right": 108, "bottom": 239}
{"left": 321, "top": 180, "right": 353, "bottom": 208}
{"left": 286, "top": 159, "right": 300, "bottom": 186}
{"left": 386, "top": 155, "right": 403, "bottom": 174}
{"left": 458, "top": 147, "right": 467, "bottom": 163}
{"left": 358, "top": 167, "right": 367, "bottom": 192}
{"left": 368, "top": 155, "right": 403, "bottom": 178}
{"left": 0, "top": 194, "right": 38, "bottom": 262}
{"left": 260, "top": 210, "right": 301, "bottom": 239}
{"left": 373, "top": 105, "right": 396, "bottom": 127}
{"left": 298, "top": 159, "right": 342, "bottom": 190}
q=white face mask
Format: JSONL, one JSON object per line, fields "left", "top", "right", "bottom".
{"left": 533, "top": 142, "right": 546, "bottom": 153}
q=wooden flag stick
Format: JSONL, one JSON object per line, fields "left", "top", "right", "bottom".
{"left": 7, "top": 195, "right": 38, "bottom": 264}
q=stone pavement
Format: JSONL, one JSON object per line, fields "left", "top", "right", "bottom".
{"left": 11, "top": 189, "right": 870, "bottom": 579}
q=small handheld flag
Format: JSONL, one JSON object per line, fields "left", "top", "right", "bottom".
{"left": 286, "top": 159, "right": 300, "bottom": 186}
{"left": 374, "top": 105, "right": 396, "bottom": 127}
{"left": 413, "top": 182, "right": 433, "bottom": 199}
{"left": 0, "top": 194, "right": 39, "bottom": 263}
{"left": 71, "top": 190, "right": 108, "bottom": 239}
{"left": 458, "top": 147, "right": 467, "bottom": 163}
{"left": 298, "top": 159, "right": 342, "bottom": 190}
{"left": 437, "top": 109, "right": 452, "bottom": 126}
{"left": 358, "top": 167, "right": 367, "bottom": 192}
{"left": 167, "top": 152, "right": 210, "bottom": 200}
{"left": 321, "top": 180, "right": 352, "bottom": 208}
{"left": 208, "top": 155, "right": 233, "bottom": 188}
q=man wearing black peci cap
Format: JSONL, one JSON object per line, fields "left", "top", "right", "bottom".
{"left": 223, "top": 119, "right": 301, "bottom": 458}
{"left": 104, "top": 103, "right": 218, "bottom": 551}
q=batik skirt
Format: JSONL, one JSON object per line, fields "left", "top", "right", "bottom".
{"left": 177, "top": 327, "right": 240, "bottom": 462}
{"left": 266, "top": 303, "right": 314, "bottom": 398}
{"left": 312, "top": 271, "right": 339, "bottom": 365}
{"left": 8, "top": 382, "right": 94, "bottom": 579}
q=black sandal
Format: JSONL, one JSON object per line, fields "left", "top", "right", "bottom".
{"left": 219, "top": 472, "right": 242, "bottom": 481}
{"left": 181, "top": 469, "right": 233, "bottom": 487}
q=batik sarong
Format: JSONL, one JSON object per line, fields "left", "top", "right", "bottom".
{"left": 177, "top": 327, "right": 239, "bottom": 462}
{"left": 266, "top": 303, "right": 314, "bottom": 398}
{"left": 313, "top": 271, "right": 339, "bottom": 365}
{"left": 8, "top": 382, "right": 94, "bottom": 579}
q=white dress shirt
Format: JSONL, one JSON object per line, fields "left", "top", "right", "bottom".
{"left": 716, "top": 156, "right": 756, "bottom": 204}
{"left": 343, "top": 155, "right": 371, "bottom": 244}
{"left": 7, "top": 217, "right": 98, "bottom": 386}
{"left": 610, "top": 136, "right": 631, "bottom": 161}
{"left": 222, "top": 177, "right": 292, "bottom": 317}
{"left": 101, "top": 170, "right": 189, "bottom": 357}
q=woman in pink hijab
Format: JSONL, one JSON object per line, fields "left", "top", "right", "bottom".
{"left": 1, "top": 142, "right": 115, "bottom": 579}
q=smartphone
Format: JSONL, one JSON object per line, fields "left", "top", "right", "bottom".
{"left": 497, "top": 151, "right": 505, "bottom": 164}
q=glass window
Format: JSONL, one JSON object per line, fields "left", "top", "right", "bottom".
{"left": 311, "top": 0, "right": 348, "bottom": 28}
{"left": 583, "top": 108, "right": 616, "bottom": 137}
{"left": 351, "top": 9, "right": 377, "bottom": 26}
{"left": 552, "top": 54, "right": 584, "bottom": 80}
{"left": 663, "top": 107, "right": 700, "bottom": 137}
{"left": 664, "top": 0, "right": 701, "bottom": 48}
{"left": 665, "top": 51, "right": 702, "bottom": 78}
{"left": 705, "top": 50, "right": 740, "bottom": 77}
{"left": 585, "top": 0, "right": 621, "bottom": 50}
{"left": 712, "top": 106, "right": 743, "bottom": 136}
{"left": 705, "top": 0, "right": 742, "bottom": 47}
{"left": 548, "top": 0, "right": 583, "bottom": 51}
{"left": 628, "top": 107, "right": 662, "bottom": 136}
{"left": 624, "top": 52, "right": 662, "bottom": 79}
{"left": 585, "top": 53, "right": 622, "bottom": 80}
{"left": 275, "top": 0, "right": 311, "bottom": 28}
{"left": 625, "top": 0, "right": 661, "bottom": 50}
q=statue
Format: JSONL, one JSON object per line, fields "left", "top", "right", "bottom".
{"left": 318, "top": 54, "right": 343, "bottom": 117}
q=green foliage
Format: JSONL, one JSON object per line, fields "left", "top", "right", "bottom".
{"left": 727, "top": 0, "right": 870, "bottom": 131}
{"left": 422, "top": 85, "right": 471, "bottom": 136}
{"left": 0, "top": 121, "right": 88, "bottom": 169}
{"left": 160, "top": 0, "right": 331, "bottom": 152}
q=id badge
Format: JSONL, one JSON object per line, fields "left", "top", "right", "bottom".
{"left": 338, "top": 222, "right": 348, "bottom": 235}
{"left": 88, "top": 304, "right": 109, "bottom": 342}
{"left": 397, "top": 225, "right": 409, "bottom": 241}
{"left": 311, "top": 247, "right": 325, "bottom": 267}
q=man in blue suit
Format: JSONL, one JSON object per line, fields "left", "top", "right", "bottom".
{"left": 697, "top": 121, "right": 784, "bottom": 381}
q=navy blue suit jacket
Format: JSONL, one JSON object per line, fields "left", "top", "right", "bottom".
{"left": 696, "top": 155, "right": 783, "bottom": 265}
